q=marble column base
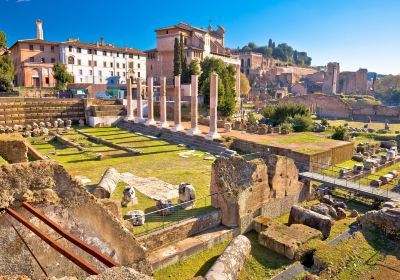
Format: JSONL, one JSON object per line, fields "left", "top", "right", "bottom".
{"left": 144, "top": 118, "right": 156, "bottom": 126}
{"left": 124, "top": 115, "right": 134, "bottom": 121}
{"left": 187, "top": 126, "right": 202, "bottom": 136}
{"left": 158, "top": 121, "right": 169, "bottom": 128}
{"left": 206, "top": 131, "right": 221, "bottom": 140}
{"left": 135, "top": 117, "right": 145, "bottom": 123}
{"left": 171, "top": 124, "right": 184, "bottom": 132}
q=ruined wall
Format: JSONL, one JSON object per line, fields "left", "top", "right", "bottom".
{"left": 279, "top": 94, "right": 352, "bottom": 119}
{"left": 0, "top": 133, "right": 28, "bottom": 163}
{"left": 0, "top": 160, "right": 151, "bottom": 278}
{"left": 210, "top": 155, "right": 307, "bottom": 233}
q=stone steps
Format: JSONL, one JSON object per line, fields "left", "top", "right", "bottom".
{"left": 148, "top": 225, "right": 238, "bottom": 271}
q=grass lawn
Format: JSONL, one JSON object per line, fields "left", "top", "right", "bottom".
{"left": 359, "top": 161, "right": 400, "bottom": 191}
{"left": 327, "top": 120, "right": 400, "bottom": 132}
{"left": 322, "top": 159, "right": 358, "bottom": 177}
{"left": 0, "top": 155, "right": 7, "bottom": 165}
{"left": 30, "top": 126, "right": 215, "bottom": 234}
{"left": 262, "top": 132, "right": 336, "bottom": 145}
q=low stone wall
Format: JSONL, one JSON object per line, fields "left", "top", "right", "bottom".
{"left": 0, "top": 97, "right": 85, "bottom": 125}
{"left": 50, "top": 131, "right": 85, "bottom": 151}
{"left": 0, "top": 133, "right": 28, "bottom": 163}
{"left": 137, "top": 210, "right": 222, "bottom": 251}
{"left": 231, "top": 138, "right": 353, "bottom": 172}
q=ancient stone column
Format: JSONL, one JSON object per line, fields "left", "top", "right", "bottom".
{"left": 207, "top": 72, "right": 221, "bottom": 140}
{"left": 158, "top": 76, "right": 169, "bottom": 128}
{"left": 236, "top": 65, "right": 241, "bottom": 100}
{"left": 172, "top": 75, "right": 184, "bottom": 131}
{"left": 187, "top": 75, "right": 201, "bottom": 135}
{"left": 124, "top": 76, "right": 134, "bottom": 121}
{"left": 135, "top": 79, "right": 144, "bottom": 123}
{"left": 145, "top": 76, "right": 156, "bottom": 126}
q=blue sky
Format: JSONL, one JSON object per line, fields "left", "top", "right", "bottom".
{"left": 1, "top": 0, "right": 399, "bottom": 74}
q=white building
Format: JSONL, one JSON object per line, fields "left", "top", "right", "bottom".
{"left": 60, "top": 38, "right": 146, "bottom": 85}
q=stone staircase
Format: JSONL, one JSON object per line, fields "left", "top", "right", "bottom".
{"left": 148, "top": 225, "right": 238, "bottom": 271}
{"left": 117, "top": 121, "right": 229, "bottom": 155}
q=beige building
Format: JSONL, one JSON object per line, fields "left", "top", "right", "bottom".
{"left": 10, "top": 20, "right": 60, "bottom": 88}
{"left": 146, "top": 23, "right": 240, "bottom": 88}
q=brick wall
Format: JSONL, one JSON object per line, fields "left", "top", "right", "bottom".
{"left": 0, "top": 98, "right": 85, "bottom": 125}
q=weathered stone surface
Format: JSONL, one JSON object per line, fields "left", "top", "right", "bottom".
{"left": 321, "top": 195, "right": 334, "bottom": 205}
{"left": 121, "top": 187, "right": 138, "bottom": 207}
{"left": 0, "top": 133, "right": 28, "bottom": 163}
{"left": 204, "top": 235, "right": 250, "bottom": 280}
{"left": 349, "top": 209, "right": 359, "bottom": 217}
{"left": 253, "top": 216, "right": 274, "bottom": 233}
{"left": 258, "top": 222, "right": 322, "bottom": 259}
{"left": 333, "top": 201, "right": 347, "bottom": 210}
{"left": 156, "top": 199, "right": 173, "bottom": 216}
{"left": 86, "top": 266, "right": 153, "bottom": 280}
{"left": 288, "top": 205, "right": 333, "bottom": 238}
{"left": 92, "top": 167, "right": 120, "bottom": 199}
{"left": 178, "top": 183, "right": 196, "bottom": 209}
{"left": 336, "top": 207, "right": 346, "bottom": 220}
{"left": 357, "top": 207, "right": 400, "bottom": 239}
{"left": 310, "top": 203, "right": 337, "bottom": 220}
{"left": 124, "top": 210, "right": 145, "bottom": 226}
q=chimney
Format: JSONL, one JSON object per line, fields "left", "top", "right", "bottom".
{"left": 36, "top": 19, "right": 43, "bottom": 40}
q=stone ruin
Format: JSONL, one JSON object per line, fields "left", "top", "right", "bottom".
{"left": 0, "top": 133, "right": 28, "bottom": 163}
{"left": 210, "top": 154, "right": 308, "bottom": 233}
{"left": 0, "top": 160, "right": 152, "bottom": 278}
{"left": 178, "top": 183, "right": 196, "bottom": 209}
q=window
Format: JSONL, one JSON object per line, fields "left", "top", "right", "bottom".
{"left": 137, "top": 55, "right": 140, "bottom": 59}
{"left": 122, "top": 63, "right": 126, "bottom": 68}
{"left": 110, "top": 71, "right": 114, "bottom": 76}
{"left": 184, "top": 38, "right": 187, "bottom": 46}
{"left": 103, "top": 51, "right": 107, "bottom": 56}
{"left": 94, "top": 61, "right": 97, "bottom": 66}
{"left": 137, "top": 72, "right": 140, "bottom": 78}
{"left": 78, "top": 59, "right": 81, "bottom": 65}
{"left": 79, "top": 69, "right": 83, "bottom": 75}
{"left": 88, "top": 49, "right": 92, "bottom": 54}
{"left": 110, "top": 52, "right": 113, "bottom": 56}
{"left": 40, "top": 57, "right": 45, "bottom": 63}
{"left": 123, "top": 72, "right": 126, "bottom": 77}
{"left": 80, "top": 78, "right": 83, "bottom": 82}
{"left": 77, "top": 47, "right": 81, "bottom": 53}
{"left": 122, "top": 53, "right": 125, "bottom": 58}
{"left": 99, "top": 70, "right": 102, "bottom": 76}
{"left": 29, "top": 44, "right": 34, "bottom": 50}
{"left": 89, "top": 70, "right": 93, "bottom": 75}
{"left": 88, "top": 60, "right": 92, "bottom": 66}
{"left": 51, "top": 46, "right": 55, "bottom": 53}
{"left": 29, "top": 57, "right": 34, "bottom": 62}
{"left": 69, "top": 46, "right": 72, "bottom": 52}
{"left": 129, "top": 54, "right": 133, "bottom": 59}
{"left": 117, "top": 72, "right": 119, "bottom": 76}
{"left": 137, "top": 63, "right": 140, "bottom": 68}
{"left": 68, "top": 56, "right": 75, "bottom": 64}
{"left": 40, "top": 45, "right": 44, "bottom": 51}
{"left": 100, "top": 78, "right": 102, "bottom": 83}
{"left": 110, "top": 62, "right": 113, "bottom": 67}
{"left": 116, "top": 52, "right": 119, "bottom": 57}
{"left": 94, "top": 49, "right": 97, "bottom": 55}
{"left": 247, "top": 58, "right": 251, "bottom": 67}
{"left": 129, "top": 62, "right": 133, "bottom": 69}
{"left": 103, "top": 61, "right": 107, "bottom": 67}
{"left": 116, "top": 63, "right": 120, "bottom": 68}
{"left": 150, "top": 65, "right": 152, "bottom": 70}
{"left": 51, "top": 58, "right": 55, "bottom": 63}
{"left": 166, "top": 30, "right": 169, "bottom": 34}
{"left": 45, "top": 77, "right": 49, "bottom": 84}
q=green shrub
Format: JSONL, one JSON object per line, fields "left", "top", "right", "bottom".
{"left": 280, "top": 122, "right": 293, "bottom": 132}
{"left": 262, "top": 103, "right": 311, "bottom": 128}
{"left": 332, "top": 125, "right": 347, "bottom": 140}
{"left": 321, "top": 118, "right": 329, "bottom": 126}
{"left": 247, "top": 111, "right": 258, "bottom": 126}
{"left": 291, "top": 114, "right": 313, "bottom": 132}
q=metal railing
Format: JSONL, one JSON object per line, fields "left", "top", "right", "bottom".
{"left": 132, "top": 192, "right": 219, "bottom": 237}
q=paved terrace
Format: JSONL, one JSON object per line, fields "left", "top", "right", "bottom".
{"left": 300, "top": 171, "right": 400, "bottom": 201}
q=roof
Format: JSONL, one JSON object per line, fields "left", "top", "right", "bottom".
{"left": 144, "top": 48, "right": 158, "bottom": 53}
{"left": 61, "top": 40, "right": 145, "bottom": 55}
{"left": 9, "top": 39, "right": 59, "bottom": 50}
{"left": 155, "top": 22, "right": 207, "bottom": 33}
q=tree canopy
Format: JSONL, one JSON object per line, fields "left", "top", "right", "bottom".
{"left": 374, "top": 75, "right": 400, "bottom": 105}
{"left": 239, "top": 72, "right": 250, "bottom": 96}
{"left": 239, "top": 39, "right": 312, "bottom": 66}
{"left": 199, "top": 57, "right": 237, "bottom": 117}
{"left": 262, "top": 103, "right": 312, "bottom": 132}
{"left": 53, "top": 62, "right": 73, "bottom": 91}
{"left": 0, "top": 31, "right": 14, "bottom": 92}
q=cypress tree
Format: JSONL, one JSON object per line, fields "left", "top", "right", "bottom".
{"left": 173, "top": 37, "right": 181, "bottom": 77}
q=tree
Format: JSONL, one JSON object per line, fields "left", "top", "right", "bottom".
{"left": 173, "top": 37, "right": 181, "bottom": 77}
{"left": 240, "top": 72, "right": 250, "bottom": 97}
{"left": 262, "top": 103, "right": 311, "bottom": 126}
{"left": 188, "top": 59, "right": 200, "bottom": 76}
{"left": 0, "top": 31, "right": 14, "bottom": 92}
{"left": 199, "top": 57, "right": 237, "bottom": 117}
{"left": 181, "top": 55, "right": 189, "bottom": 83}
{"left": 53, "top": 62, "right": 73, "bottom": 91}
{"left": 0, "top": 31, "right": 6, "bottom": 49}
{"left": 268, "top": 38, "right": 273, "bottom": 48}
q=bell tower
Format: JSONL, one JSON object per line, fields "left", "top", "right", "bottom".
{"left": 36, "top": 19, "right": 43, "bottom": 40}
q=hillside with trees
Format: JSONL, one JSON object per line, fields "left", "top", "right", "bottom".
{"left": 239, "top": 38, "right": 312, "bottom": 66}
{"left": 374, "top": 75, "right": 400, "bottom": 106}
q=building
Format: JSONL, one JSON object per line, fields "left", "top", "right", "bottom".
{"left": 60, "top": 38, "right": 146, "bottom": 85}
{"left": 338, "top": 68, "right": 368, "bottom": 95}
{"left": 9, "top": 19, "right": 60, "bottom": 88}
{"left": 10, "top": 19, "right": 146, "bottom": 89}
{"left": 238, "top": 52, "right": 274, "bottom": 84}
{"left": 322, "top": 62, "right": 340, "bottom": 94}
{"left": 146, "top": 23, "right": 240, "bottom": 87}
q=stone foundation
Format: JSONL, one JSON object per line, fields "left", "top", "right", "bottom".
{"left": 0, "top": 133, "right": 28, "bottom": 163}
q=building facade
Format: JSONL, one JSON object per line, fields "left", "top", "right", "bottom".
{"left": 9, "top": 20, "right": 60, "bottom": 88}
{"left": 10, "top": 20, "right": 145, "bottom": 89}
{"left": 60, "top": 39, "right": 146, "bottom": 85}
{"left": 146, "top": 23, "right": 240, "bottom": 86}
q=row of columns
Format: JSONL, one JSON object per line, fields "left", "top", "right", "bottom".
{"left": 125, "top": 73, "right": 220, "bottom": 140}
